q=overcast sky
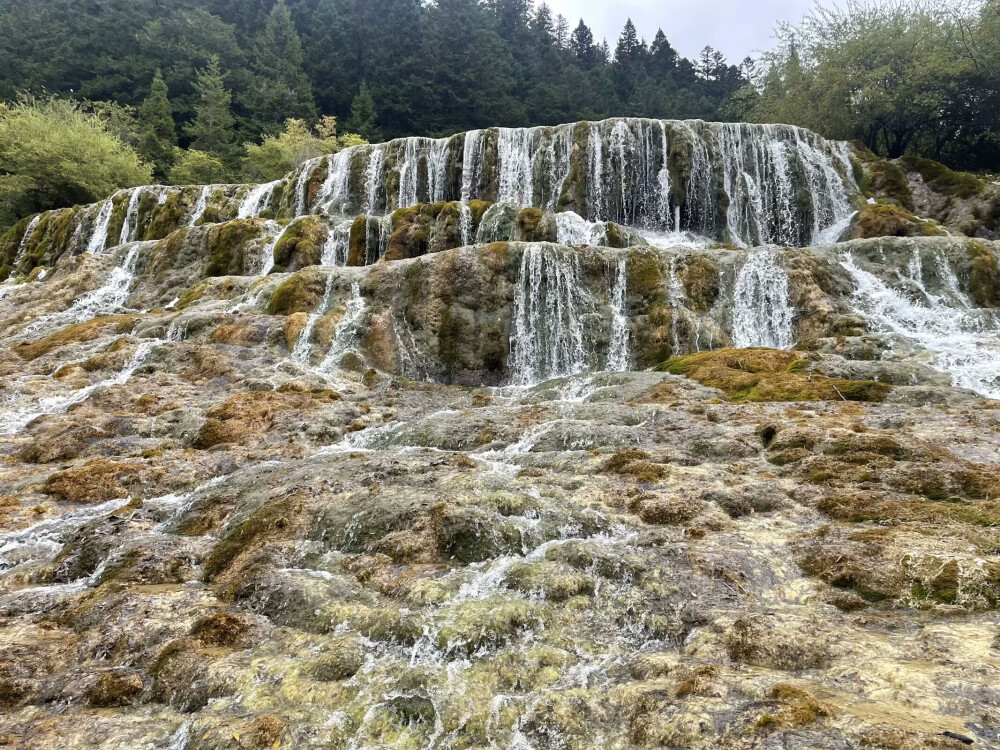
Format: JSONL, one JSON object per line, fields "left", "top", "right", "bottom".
{"left": 544, "top": 0, "right": 816, "bottom": 62}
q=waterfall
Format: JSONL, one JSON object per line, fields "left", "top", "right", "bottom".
{"left": 731, "top": 248, "right": 794, "bottom": 349}
{"left": 321, "top": 282, "right": 366, "bottom": 372}
{"left": 0, "top": 340, "right": 153, "bottom": 436}
{"left": 796, "top": 128, "right": 855, "bottom": 244}
{"left": 555, "top": 212, "right": 606, "bottom": 246}
{"left": 317, "top": 150, "right": 354, "bottom": 215}
{"left": 118, "top": 187, "right": 145, "bottom": 245}
{"left": 510, "top": 244, "right": 588, "bottom": 385}
{"left": 541, "top": 125, "right": 573, "bottom": 212}
{"left": 841, "top": 252, "right": 1000, "bottom": 398}
{"left": 87, "top": 197, "right": 116, "bottom": 255}
{"left": 365, "top": 146, "right": 386, "bottom": 215}
{"left": 681, "top": 122, "right": 716, "bottom": 239}
{"left": 257, "top": 221, "right": 283, "bottom": 276}
{"left": 587, "top": 122, "right": 605, "bottom": 222}
{"left": 460, "top": 131, "right": 484, "bottom": 246}
{"left": 607, "top": 258, "right": 630, "bottom": 371}
{"left": 397, "top": 138, "right": 422, "bottom": 209}
{"left": 13, "top": 215, "right": 40, "bottom": 269}
{"left": 238, "top": 181, "right": 279, "bottom": 219}
{"left": 292, "top": 274, "right": 335, "bottom": 364}
{"left": 322, "top": 220, "right": 353, "bottom": 267}
{"left": 189, "top": 186, "right": 212, "bottom": 226}
{"left": 294, "top": 159, "right": 320, "bottom": 216}
{"left": 667, "top": 257, "right": 686, "bottom": 353}
{"left": 427, "top": 138, "right": 451, "bottom": 204}
{"left": 498, "top": 128, "right": 534, "bottom": 207}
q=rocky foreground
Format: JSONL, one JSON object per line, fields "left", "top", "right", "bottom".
{"left": 0, "top": 230, "right": 998, "bottom": 749}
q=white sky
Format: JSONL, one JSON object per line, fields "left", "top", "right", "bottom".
{"left": 543, "top": 0, "right": 817, "bottom": 62}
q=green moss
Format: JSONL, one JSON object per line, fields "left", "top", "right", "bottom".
{"left": 677, "top": 256, "right": 718, "bottom": 312}
{"left": 899, "top": 155, "right": 986, "bottom": 199}
{"left": 627, "top": 254, "right": 663, "bottom": 300}
{"left": 205, "top": 219, "right": 264, "bottom": 277}
{"left": 850, "top": 203, "right": 942, "bottom": 240}
{"left": 29, "top": 208, "right": 77, "bottom": 270}
{"left": 272, "top": 216, "right": 324, "bottom": 272}
{"left": 144, "top": 191, "right": 187, "bottom": 240}
{"left": 659, "top": 348, "right": 891, "bottom": 403}
{"left": 106, "top": 191, "right": 131, "bottom": 249}
{"left": 347, "top": 215, "right": 368, "bottom": 267}
{"left": 435, "top": 599, "right": 540, "bottom": 655}
{"left": 968, "top": 240, "right": 1000, "bottom": 307}
{"left": 267, "top": 271, "right": 324, "bottom": 316}
{"left": 515, "top": 207, "right": 548, "bottom": 242}
{"left": 854, "top": 146, "right": 914, "bottom": 211}
{"left": 0, "top": 215, "right": 35, "bottom": 270}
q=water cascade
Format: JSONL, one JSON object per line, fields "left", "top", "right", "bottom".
{"left": 555, "top": 212, "right": 607, "bottom": 246}
{"left": 86, "top": 197, "right": 116, "bottom": 255}
{"left": 12, "top": 215, "right": 40, "bottom": 269}
{"left": 460, "top": 130, "right": 485, "bottom": 245}
{"left": 841, "top": 252, "right": 1000, "bottom": 398}
{"left": 510, "top": 244, "right": 589, "bottom": 385}
{"left": 292, "top": 274, "right": 335, "bottom": 365}
{"left": 321, "top": 282, "right": 366, "bottom": 372}
{"left": 321, "top": 220, "right": 353, "bottom": 267}
{"left": 606, "top": 257, "right": 630, "bottom": 371}
{"left": 189, "top": 186, "right": 212, "bottom": 227}
{"left": 731, "top": 248, "right": 795, "bottom": 349}
{"left": 238, "top": 181, "right": 279, "bottom": 219}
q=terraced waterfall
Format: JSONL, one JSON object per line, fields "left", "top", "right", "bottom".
{"left": 1, "top": 118, "right": 1000, "bottom": 750}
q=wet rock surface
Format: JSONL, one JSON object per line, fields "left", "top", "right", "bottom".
{"left": 0, "top": 119, "right": 999, "bottom": 749}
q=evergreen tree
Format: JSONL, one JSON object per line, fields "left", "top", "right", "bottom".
{"left": 344, "top": 81, "right": 382, "bottom": 142}
{"left": 186, "top": 57, "right": 236, "bottom": 160}
{"left": 252, "top": 0, "right": 317, "bottom": 134}
{"left": 614, "top": 19, "right": 643, "bottom": 64}
{"left": 570, "top": 20, "right": 599, "bottom": 70}
{"left": 555, "top": 15, "right": 570, "bottom": 49}
{"left": 649, "top": 30, "right": 679, "bottom": 75}
{"left": 137, "top": 70, "right": 177, "bottom": 181}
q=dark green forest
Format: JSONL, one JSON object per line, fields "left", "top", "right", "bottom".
{"left": 0, "top": 0, "right": 997, "bottom": 231}
{"left": 0, "top": 0, "right": 746, "bottom": 143}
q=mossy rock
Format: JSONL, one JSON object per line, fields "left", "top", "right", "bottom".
{"left": 677, "top": 256, "right": 719, "bottom": 312}
{"left": 967, "top": 240, "right": 1000, "bottom": 307}
{"left": 267, "top": 269, "right": 326, "bottom": 316}
{"left": 272, "top": 216, "right": 324, "bottom": 272}
{"left": 145, "top": 191, "right": 187, "bottom": 241}
{"left": 899, "top": 155, "right": 986, "bottom": 199}
{"left": 658, "top": 348, "right": 891, "bottom": 403}
{"left": 854, "top": 146, "right": 914, "bottom": 211}
{"left": 347, "top": 215, "right": 368, "bottom": 267}
{"left": 514, "top": 207, "right": 555, "bottom": 243}
{"left": 12, "top": 315, "right": 137, "bottom": 361}
{"left": 205, "top": 219, "right": 266, "bottom": 277}
{"left": 847, "top": 203, "right": 942, "bottom": 240}
{"left": 43, "top": 459, "right": 149, "bottom": 503}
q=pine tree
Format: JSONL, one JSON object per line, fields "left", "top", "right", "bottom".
{"left": 344, "top": 81, "right": 382, "bottom": 142}
{"left": 186, "top": 56, "right": 235, "bottom": 159}
{"left": 570, "top": 20, "right": 598, "bottom": 69}
{"left": 649, "top": 30, "right": 679, "bottom": 75}
{"left": 138, "top": 70, "right": 177, "bottom": 181}
{"left": 252, "top": 0, "right": 317, "bottom": 134}
{"left": 615, "top": 19, "right": 642, "bottom": 64}
{"left": 555, "top": 15, "right": 569, "bottom": 49}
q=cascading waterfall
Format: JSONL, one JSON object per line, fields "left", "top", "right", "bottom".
{"left": 321, "top": 282, "right": 366, "bottom": 372}
{"left": 86, "top": 197, "right": 116, "bottom": 255}
{"left": 841, "top": 252, "right": 1000, "bottom": 398}
{"left": 510, "top": 244, "right": 589, "bottom": 385}
{"left": 731, "top": 248, "right": 795, "bottom": 349}
{"left": 118, "top": 187, "right": 144, "bottom": 245}
{"left": 12, "top": 215, "right": 40, "bottom": 268}
{"left": 365, "top": 145, "right": 387, "bottom": 215}
{"left": 238, "top": 181, "right": 279, "bottom": 219}
{"left": 555, "top": 212, "right": 606, "bottom": 246}
{"left": 497, "top": 128, "right": 534, "bottom": 206}
{"left": 427, "top": 138, "right": 451, "bottom": 204}
{"left": 397, "top": 138, "right": 423, "bottom": 210}
{"left": 292, "top": 274, "right": 335, "bottom": 364}
{"left": 606, "top": 258, "right": 630, "bottom": 371}
{"left": 317, "top": 151, "right": 353, "bottom": 215}
{"left": 294, "top": 159, "right": 320, "bottom": 216}
{"left": 460, "top": 130, "right": 485, "bottom": 246}
{"left": 322, "top": 220, "right": 353, "bottom": 267}
{"left": 189, "top": 186, "right": 212, "bottom": 227}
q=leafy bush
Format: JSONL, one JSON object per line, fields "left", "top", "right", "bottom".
{"left": 0, "top": 95, "right": 152, "bottom": 231}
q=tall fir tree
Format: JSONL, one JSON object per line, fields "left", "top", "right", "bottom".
{"left": 186, "top": 56, "right": 236, "bottom": 160}
{"left": 570, "top": 20, "right": 599, "bottom": 70}
{"left": 344, "top": 81, "right": 382, "bottom": 142}
{"left": 137, "top": 70, "right": 177, "bottom": 181}
{"left": 252, "top": 0, "right": 317, "bottom": 135}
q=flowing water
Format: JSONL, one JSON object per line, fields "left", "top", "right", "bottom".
{"left": 842, "top": 251, "right": 1000, "bottom": 398}
{"left": 320, "top": 282, "right": 367, "bottom": 372}
{"left": 86, "top": 197, "right": 116, "bottom": 255}
{"left": 731, "top": 247, "right": 795, "bottom": 349}
{"left": 606, "top": 257, "right": 630, "bottom": 371}
{"left": 12, "top": 215, "right": 41, "bottom": 269}
{"left": 238, "top": 180, "right": 280, "bottom": 219}
{"left": 510, "top": 244, "right": 589, "bottom": 385}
